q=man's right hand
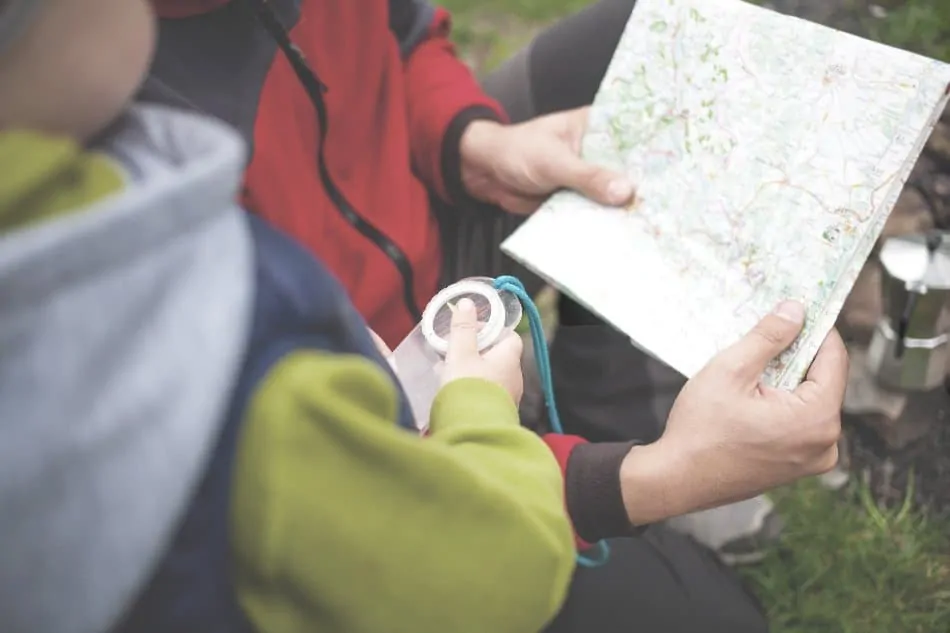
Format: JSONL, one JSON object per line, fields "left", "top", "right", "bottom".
{"left": 620, "top": 300, "right": 849, "bottom": 526}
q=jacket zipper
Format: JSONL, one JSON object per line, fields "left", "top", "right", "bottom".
{"left": 251, "top": 0, "right": 424, "bottom": 323}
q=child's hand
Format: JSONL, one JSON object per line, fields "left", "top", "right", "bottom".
{"left": 441, "top": 298, "right": 524, "bottom": 405}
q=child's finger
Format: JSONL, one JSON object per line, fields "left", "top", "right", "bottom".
{"left": 486, "top": 332, "right": 523, "bottom": 362}
{"left": 445, "top": 298, "right": 479, "bottom": 362}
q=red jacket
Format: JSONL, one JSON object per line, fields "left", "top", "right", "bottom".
{"left": 146, "top": 0, "right": 628, "bottom": 552}
{"left": 150, "top": 0, "right": 503, "bottom": 346}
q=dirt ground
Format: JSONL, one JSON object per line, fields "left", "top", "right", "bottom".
{"left": 847, "top": 408, "right": 950, "bottom": 518}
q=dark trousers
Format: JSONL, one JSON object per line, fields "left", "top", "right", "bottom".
{"left": 437, "top": 1, "right": 770, "bottom": 631}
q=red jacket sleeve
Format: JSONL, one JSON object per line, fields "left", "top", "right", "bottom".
{"left": 393, "top": 2, "right": 508, "bottom": 203}
{"left": 542, "top": 434, "right": 644, "bottom": 550}
{"left": 543, "top": 434, "right": 596, "bottom": 552}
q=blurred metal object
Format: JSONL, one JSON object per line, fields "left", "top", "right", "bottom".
{"left": 867, "top": 230, "right": 950, "bottom": 391}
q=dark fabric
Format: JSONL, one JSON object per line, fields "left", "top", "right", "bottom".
{"left": 144, "top": 0, "right": 291, "bottom": 147}
{"left": 388, "top": 0, "right": 436, "bottom": 56}
{"left": 434, "top": 196, "right": 536, "bottom": 290}
{"left": 544, "top": 531, "right": 768, "bottom": 633}
{"left": 113, "top": 214, "right": 416, "bottom": 633}
{"left": 547, "top": 325, "right": 673, "bottom": 444}
{"left": 557, "top": 293, "right": 606, "bottom": 326}
{"left": 526, "top": 0, "right": 641, "bottom": 116}
{"left": 565, "top": 441, "right": 643, "bottom": 543}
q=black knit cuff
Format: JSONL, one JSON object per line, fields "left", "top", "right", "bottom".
{"left": 441, "top": 105, "right": 505, "bottom": 205}
{"left": 565, "top": 441, "right": 647, "bottom": 543}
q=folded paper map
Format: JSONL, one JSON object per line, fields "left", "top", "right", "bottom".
{"left": 502, "top": 0, "right": 950, "bottom": 389}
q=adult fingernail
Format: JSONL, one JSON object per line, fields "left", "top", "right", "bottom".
{"left": 774, "top": 301, "right": 805, "bottom": 324}
{"left": 456, "top": 298, "right": 475, "bottom": 314}
{"left": 606, "top": 178, "right": 634, "bottom": 204}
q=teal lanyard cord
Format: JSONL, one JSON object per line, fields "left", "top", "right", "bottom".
{"left": 492, "top": 276, "right": 610, "bottom": 568}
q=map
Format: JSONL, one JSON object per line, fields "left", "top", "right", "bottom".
{"left": 502, "top": 0, "right": 950, "bottom": 389}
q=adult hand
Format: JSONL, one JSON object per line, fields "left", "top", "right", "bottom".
{"left": 459, "top": 107, "right": 636, "bottom": 215}
{"left": 620, "top": 301, "right": 849, "bottom": 526}
{"left": 440, "top": 298, "right": 525, "bottom": 405}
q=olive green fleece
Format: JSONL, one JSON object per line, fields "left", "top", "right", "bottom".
{"left": 0, "top": 129, "right": 576, "bottom": 632}
{"left": 0, "top": 131, "right": 123, "bottom": 232}
{"left": 231, "top": 351, "right": 576, "bottom": 633}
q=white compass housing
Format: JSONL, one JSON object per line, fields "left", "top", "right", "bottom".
{"left": 421, "top": 278, "right": 515, "bottom": 356}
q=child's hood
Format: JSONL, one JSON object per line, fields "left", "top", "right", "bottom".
{"left": 0, "top": 105, "right": 253, "bottom": 633}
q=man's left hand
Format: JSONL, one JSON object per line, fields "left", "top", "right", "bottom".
{"left": 459, "top": 106, "right": 636, "bottom": 215}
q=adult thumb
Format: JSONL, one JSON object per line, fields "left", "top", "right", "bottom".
{"left": 554, "top": 151, "right": 635, "bottom": 207}
{"left": 718, "top": 301, "right": 806, "bottom": 382}
{"left": 445, "top": 298, "right": 480, "bottom": 362}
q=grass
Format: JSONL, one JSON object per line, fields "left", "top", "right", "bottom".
{"left": 745, "top": 479, "right": 950, "bottom": 632}
{"left": 445, "top": 0, "right": 950, "bottom": 630}
{"left": 446, "top": 0, "right": 950, "bottom": 72}
{"left": 861, "top": 0, "right": 950, "bottom": 62}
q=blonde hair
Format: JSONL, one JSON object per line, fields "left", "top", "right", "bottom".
{"left": 0, "top": 0, "right": 156, "bottom": 141}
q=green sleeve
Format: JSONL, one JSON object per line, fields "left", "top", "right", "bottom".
{"left": 231, "top": 351, "right": 575, "bottom": 633}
